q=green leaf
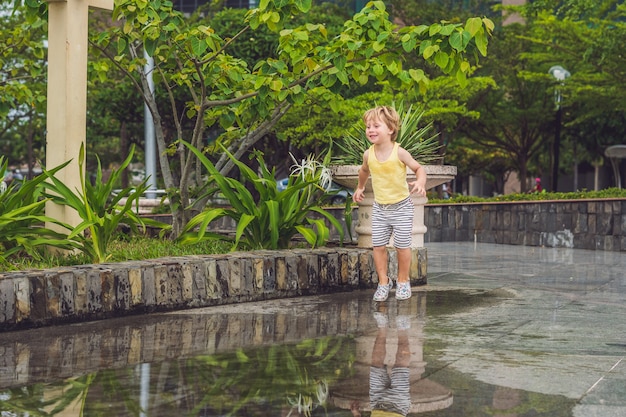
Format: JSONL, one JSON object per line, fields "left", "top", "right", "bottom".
{"left": 234, "top": 214, "right": 255, "bottom": 249}
{"left": 465, "top": 17, "right": 482, "bottom": 36}
{"left": 429, "top": 23, "right": 442, "bottom": 36}
{"left": 423, "top": 45, "right": 437, "bottom": 59}
{"left": 482, "top": 17, "right": 495, "bottom": 32}
{"left": 117, "top": 38, "right": 127, "bottom": 55}
{"left": 144, "top": 38, "right": 158, "bottom": 57}
{"left": 336, "top": 70, "right": 349, "bottom": 84}
{"left": 296, "top": 225, "right": 317, "bottom": 247}
{"left": 190, "top": 36, "right": 208, "bottom": 56}
{"left": 372, "top": 41, "right": 384, "bottom": 52}
{"left": 475, "top": 29, "right": 488, "bottom": 57}
{"left": 265, "top": 200, "right": 280, "bottom": 249}
{"left": 409, "top": 68, "right": 425, "bottom": 83}
{"left": 439, "top": 23, "right": 457, "bottom": 36}
{"left": 401, "top": 36, "right": 416, "bottom": 52}
{"left": 449, "top": 30, "right": 471, "bottom": 52}
{"left": 308, "top": 218, "right": 329, "bottom": 247}
{"left": 434, "top": 51, "right": 449, "bottom": 69}
{"left": 270, "top": 80, "right": 283, "bottom": 91}
{"left": 456, "top": 68, "right": 468, "bottom": 87}
{"left": 333, "top": 55, "right": 347, "bottom": 71}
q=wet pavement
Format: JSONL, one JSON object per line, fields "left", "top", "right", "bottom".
{"left": 1, "top": 242, "right": 625, "bottom": 416}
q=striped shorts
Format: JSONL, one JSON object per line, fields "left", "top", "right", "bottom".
{"left": 369, "top": 365, "right": 411, "bottom": 416}
{"left": 372, "top": 197, "right": 414, "bottom": 248}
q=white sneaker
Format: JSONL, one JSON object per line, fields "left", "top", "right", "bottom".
{"left": 395, "top": 282, "right": 412, "bottom": 300}
{"left": 373, "top": 281, "right": 393, "bottom": 302}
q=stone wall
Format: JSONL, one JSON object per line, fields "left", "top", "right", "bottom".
{"left": 425, "top": 199, "right": 626, "bottom": 251}
{"left": 147, "top": 200, "right": 626, "bottom": 251}
{"left": 0, "top": 247, "right": 427, "bottom": 332}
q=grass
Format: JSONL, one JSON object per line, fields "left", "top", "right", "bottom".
{"left": 0, "top": 236, "right": 231, "bottom": 273}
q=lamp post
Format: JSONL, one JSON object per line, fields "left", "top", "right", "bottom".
{"left": 548, "top": 65, "right": 570, "bottom": 192}
{"left": 144, "top": 48, "right": 157, "bottom": 199}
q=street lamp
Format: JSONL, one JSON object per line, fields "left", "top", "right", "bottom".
{"left": 548, "top": 65, "right": 570, "bottom": 192}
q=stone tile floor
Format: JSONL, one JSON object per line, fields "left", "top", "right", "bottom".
{"left": 1, "top": 242, "right": 624, "bottom": 416}
{"left": 426, "top": 242, "right": 626, "bottom": 417}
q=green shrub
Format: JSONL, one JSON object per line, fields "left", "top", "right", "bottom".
{"left": 0, "top": 157, "right": 76, "bottom": 263}
{"left": 43, "top": 145, "right": 168, "bottom": 263}
{"left": 178, "top": 141, "right": 344, "bottom": 250}
{"left": 427, "top": 188, "right": 626, "bottom": 204}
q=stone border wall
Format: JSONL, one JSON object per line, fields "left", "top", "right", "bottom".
{"left": 425, "top": 199, "right": 626, "bottom": 251}
{"left": 0, "top": 247, "right": 427, "bottom": 332}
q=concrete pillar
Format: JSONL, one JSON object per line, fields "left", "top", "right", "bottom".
{"left": 45, "top": 0, "right": 113, "bottom": 229}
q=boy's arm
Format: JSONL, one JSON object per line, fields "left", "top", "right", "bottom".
{"left": 399, "top": 148, "right": 427, "bottom": 196}
{"left": 353, "top": 150, "right": 370, "bottom": 202}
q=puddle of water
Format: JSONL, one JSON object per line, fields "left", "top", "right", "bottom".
{"left": 2, "top": 336, "right": 355, "bottom": 416}
{"left": 0, "top": 289, "right": 576, "bottom": 416}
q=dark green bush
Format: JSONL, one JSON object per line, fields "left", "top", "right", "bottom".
{"left": 427, "top": 188, "right": 626, "bottom": 204}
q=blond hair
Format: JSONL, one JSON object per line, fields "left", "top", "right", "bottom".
{"left": 363, "top": 106, "right": 400, "bottom": 142}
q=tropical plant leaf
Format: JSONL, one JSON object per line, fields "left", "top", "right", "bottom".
{"left": 41, "top": 144, "right": 165, "bottom": 263}
{"left": 178, "top": 140, "right": 344, "bottom": 250}
{"left": 331, "top": 102, "right": 442, "bottom": 165}
{"left": 0, "top": 156, "right": 77, "bottom": 261}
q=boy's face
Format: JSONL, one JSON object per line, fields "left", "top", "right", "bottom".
{"left": 365, "top": 116, "right": 394, "bottom": 145}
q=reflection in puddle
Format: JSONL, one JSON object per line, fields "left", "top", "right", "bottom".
{"left": 0, "top": 289, "right": 575, "bottom": 416}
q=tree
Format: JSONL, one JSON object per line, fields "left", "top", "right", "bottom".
{"left": 445, "top": 136, "right": 514, "bottom": 195}
{"left": 0, "top": 1, "right": 47, "bottom": 174}
{"left": 22, "top": 0, "right": 493, "bottom": 237}
{"left": 519, "top": 0, "right": 626, "bottom": 174}
{"left": 197, "top": 4, "right": 353, "bottom": 174}
{"left": 275, "top": 75, "right": 495, "bottom": 167}
{"left": 385, "top": 0, "right": 501, "bottom": 190}
{"left": 455, "top": 23, "right": 555, "bottom": 193}
{"left": 389, "top": 0, "right": 502, "bottom": 27}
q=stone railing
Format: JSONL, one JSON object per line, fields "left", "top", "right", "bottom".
{"left": 424, "top": 198, "right": 626, "bottom": 251}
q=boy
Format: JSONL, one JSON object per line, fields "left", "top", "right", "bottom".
{"left": 352, "top": 106, "right": 427, "bottom": 301}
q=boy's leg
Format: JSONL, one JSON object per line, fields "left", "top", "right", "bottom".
{"left": 396, "top": 247, "right": 411, "bottom": 284}
{"left": 372, "top": 246, "right": 393, "bottom": 301}
{"left": 373, "top": 246, "right": 389, "bottom": 285}
{"left": 371, "top": 201, "right": 391, "bottom": 286}
{"left": 395, "top": 247, "right": 412, "bottom": 300}
{"left": 371, "top": 202, "right": 393, "bottom": 301}
{"left": 390, "top": 198, "right": 414, "bottom": 300}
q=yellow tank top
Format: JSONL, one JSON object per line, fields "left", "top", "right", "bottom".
{"left": 368, "top": 142, "right": 410, "bottom": 204}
